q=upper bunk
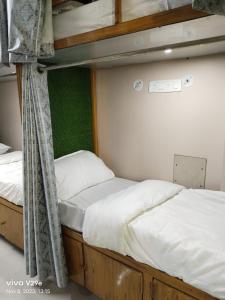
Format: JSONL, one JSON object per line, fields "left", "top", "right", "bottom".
{"left": 40, "top": 0, "right": 225, "bottom": 69}
{"left": 52, "top": 0, "right": 209, "bottom": 50}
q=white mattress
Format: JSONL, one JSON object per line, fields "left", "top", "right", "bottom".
{"left": 122, "top": 0, "right": 169, "bottom": 22}
{"left": 0, "top": 152, "right": 23, "bottom": 206}
{"left": 122, "top": 0, "right": 192, "bottom": 22}
{"left": 126, "top": 189, "right": 225, "bottom": 299}
{"left": 53, "top": 0, "right": 115, "bottom": 40}
{"left": 59, "top": 177, "right": 136, "bottom": 232}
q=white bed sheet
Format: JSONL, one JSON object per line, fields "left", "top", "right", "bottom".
{"left": 0, "top": 151, "right": 136, "bottom": 233}
{"left": 53, "top": 0, "right": 115, "bottom": 40}
{"left": 126, "top": 189, "right": 225, "bottom": 299}
{"left": 83, "top": 180, "right": 183, "bottom": 254}
{"left": 0, "top": 152, "right": 23, "bottom": 206}
{"left": 59, "top": 177, "right": 136, "bottom": 232}
{"left": 83, "top": 182, "right": 225, "bottom": 299}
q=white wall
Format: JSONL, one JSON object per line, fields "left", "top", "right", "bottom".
{"left": 96, "top": 54, "right": 225, "bottom": 190}
{"left": 0, "top": 80, "right": 22, "bottom": 150}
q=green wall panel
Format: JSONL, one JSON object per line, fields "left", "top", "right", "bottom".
{"left": 48, "top": 67, "right": 93, "bottom": 159}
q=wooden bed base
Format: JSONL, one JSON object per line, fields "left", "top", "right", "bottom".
{"left": 0, "top": 196, "right": 216, "bottom": 300}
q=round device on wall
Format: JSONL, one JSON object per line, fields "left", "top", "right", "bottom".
{"left": 133, "top": 79, "right": 144, "bottom": 92}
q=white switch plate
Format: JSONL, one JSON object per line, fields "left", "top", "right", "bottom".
{"left": 149, "top": 79, "right": 182, "bottom": 93}
{"left": 182, "top": 74, "right": 194, "bottom": 88}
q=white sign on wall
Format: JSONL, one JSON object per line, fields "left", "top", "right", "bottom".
{"left": 149, "top": 79, "right": 182, "bottom": 93}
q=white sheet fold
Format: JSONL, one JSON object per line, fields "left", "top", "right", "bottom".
{"left": 83, "top": 182, "right": 225, "bottom": 299}
{"left": 126, "top": 189, "right": 225, "bottom": 299}
{"left": 83, "top": 180, "right": 184, "bottom": 254}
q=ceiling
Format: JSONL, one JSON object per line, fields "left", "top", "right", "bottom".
{"left": 90, "top": 40, "right": 225, "bottom": 69}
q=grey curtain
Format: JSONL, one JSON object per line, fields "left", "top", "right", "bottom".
{"left": 0, "top": 0, "right": 9, "bottom": 65}
{"left": 193, "top": 0, "right": 225, "bottom": 15}
{"left": 22, "top": 64, "right": 67, "bottom": 288}
{"left": 0, "top": 0, "right": 68, "bottom": 288}
{"left": 0, "top": 0, "right": 54, "bottom": 64}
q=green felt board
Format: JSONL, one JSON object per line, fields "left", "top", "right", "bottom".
{"left": 48, "top": 67, "right": 93, "bottom": 159}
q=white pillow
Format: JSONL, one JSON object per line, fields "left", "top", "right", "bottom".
{"left": 0, "top": 143, "right": 11, "bottom": 155}
{"left": 55, "top": 151, "right": 114, "bottom": 201}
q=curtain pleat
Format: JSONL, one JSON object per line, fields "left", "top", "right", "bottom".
{"left": 0, "top": 0, "right": 9, "bottom": 65}
{"left": 0, "top": 0, "right": 54, "bottom": 64}
{"left": 1, "top": 0, "right": 67, "bottom": 287}
{"left": 22, "top": 64, "right": 67, "bottom": 288}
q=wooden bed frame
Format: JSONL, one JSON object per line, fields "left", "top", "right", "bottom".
{"left": 0, "top": 196, "right": 217, "bottom": 300}
{"left": 9, "top": 5, "right": 218, "bottom": 299}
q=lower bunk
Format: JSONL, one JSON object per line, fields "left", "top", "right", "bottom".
{"left": 0, "top": 196, "right": 216, "bottom": 300}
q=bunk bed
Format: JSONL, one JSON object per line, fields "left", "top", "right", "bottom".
{"left": 1, "top": 1, "right": 225, "bottom": 300}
